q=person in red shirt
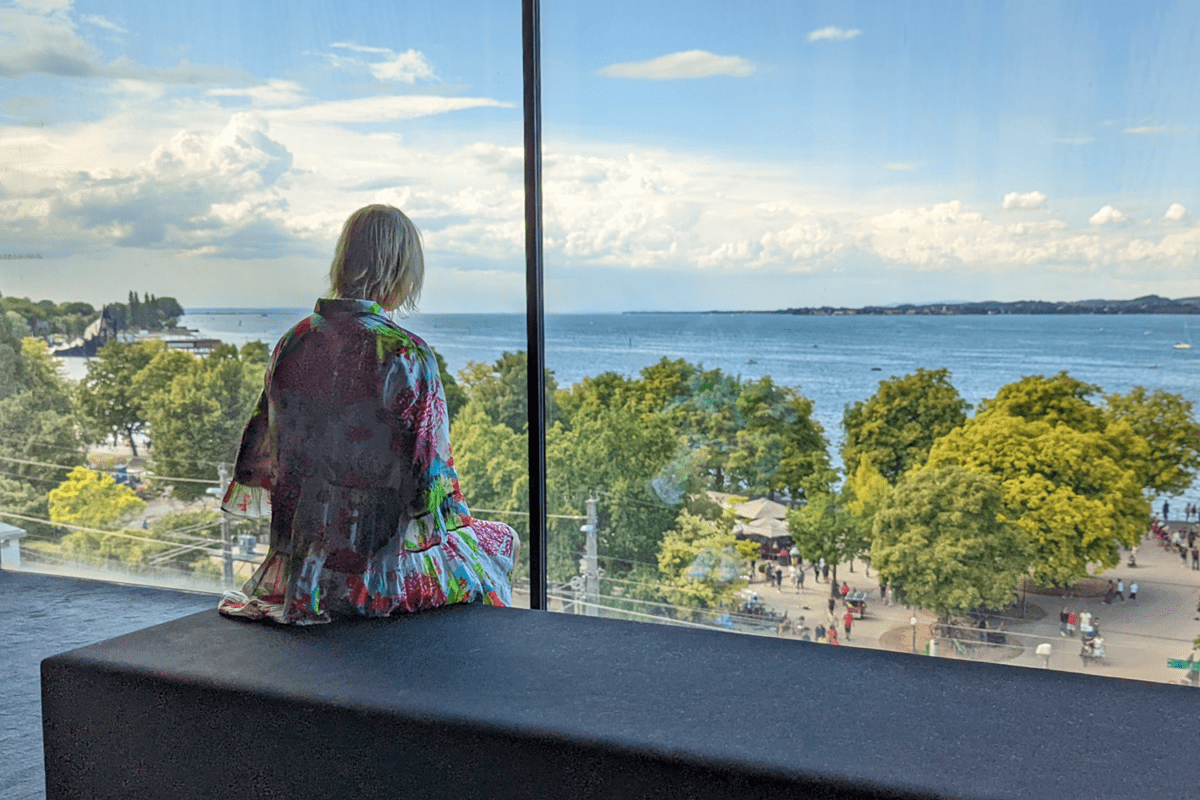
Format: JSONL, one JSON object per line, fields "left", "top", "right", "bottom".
{"left": 843, "top": 609, "right": 854, "bottom": 640}
{"left": 840, "top": 581, "right": 850, "bottom": 600}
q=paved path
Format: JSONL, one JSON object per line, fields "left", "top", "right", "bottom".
{"left": 744, "top": 520, "right": 1200, "bottom": 686}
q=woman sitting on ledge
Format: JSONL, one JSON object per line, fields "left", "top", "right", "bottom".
{"left": 218, "top": 204, "right": 518, "bottom": 625}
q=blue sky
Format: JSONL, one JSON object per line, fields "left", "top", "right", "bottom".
{"left": 0, "top": 0, "right": 1197, "bottom": 312}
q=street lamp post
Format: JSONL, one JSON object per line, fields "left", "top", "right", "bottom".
{"left": 910, "top": 615, "right": 918, "bottom": 654}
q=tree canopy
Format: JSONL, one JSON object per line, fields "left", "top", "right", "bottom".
{"left": 926, "top": 374, "right": 1150, "bottom": 587}
{"left": 657, "top": 510, "right": 759, "bottom": 609}
{"left": 842, "top": 368, "right": 971, "bottom": 484}
{"left": 871, "top": 466, "right": 1027, "bottom": 618}
{"left": 1104, "top": 386, "right": 1200, "bottom": 497}
{"left": 49, "top": 466, "right": 146, "bottom": 530}
{"left": 786, "top": 489, "right": 870, "bottom": 592}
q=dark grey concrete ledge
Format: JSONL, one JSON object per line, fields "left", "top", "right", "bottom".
{"left": 42, "top": 604, "right": 1199, "bottom": 799}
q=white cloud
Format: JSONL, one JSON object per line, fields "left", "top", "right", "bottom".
{"left": 1089, "top": 205, "right": 1126, "bottom": 226}
{"left": 79, "top": 13, "right": 126, "bottom": 33}
{"left": 11, "top": 114, "right": 298, "bottom": 255}
{"left": 0, "top": 2, "right": 246, "bottom": 83}
{"left": 883, "top": 162, "right": 919, "bottom": 171}
{"left": 1002, "top": 190, "right": 1046, "bottom": 210}
{"left": 1163, "top": 203, "right": 1187, "bottom": 221}
{"left": 1124, "top": 125, "right": 1181, "bottom": 135}
{"left": 265, "top": 95, "right": 513, "bottom": 124}
{"left": 318, "top": 43, "right": 436, "bottom": 84}
{"left": 597, "top": 50, "right": 755, "bottom": 80}
{"left": 209, "top": 79, "right": 306, "bottom": 107}
{"left": 807, "top": 27, "right": 862, "bottom": 42}
{"left": 1053, "top": 136, "right": 1095, "bottom": 145}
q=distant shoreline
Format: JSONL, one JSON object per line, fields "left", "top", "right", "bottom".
{"left": 625, "top": 295, "right": 1200, "bottom": 316}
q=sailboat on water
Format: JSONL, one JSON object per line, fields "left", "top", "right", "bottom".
{"left": 1175, "top": 319, "right": 1193, "bottom": 350}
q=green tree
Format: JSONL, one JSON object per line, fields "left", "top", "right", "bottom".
{"left": 143, "top": 350, "right": 261, "bottom": 500}
{"left": 926, "top": 374, "right": 1150, "bottom": 587}
{"left": 871, "top": 466, "right": 1027, "bottom": 618}
{"left": 657, "top": 510, "right": 759, "bottom": 610}
{"left": 458, "top": 351, "right": 559, "bottom": 433}
{"left": 0, "top": 338, "right": 86, "bottom": 527}
{"left": 432, "top": 348, "right": 467, "bottom": 423}
{"left": 238, "top": 340, "right": 271, "bottom": 366}
{"left": 449, "top": 401, "right": 529, "bottom": 537}
{"left": 548, "top": 402, "right": 680, "bottom": 577}
{"left": 786, "top": 489, "right": 871, "bottom": 593}
{"left": 1104, "top": 386, "right": 1200, "bottom": 496}
{"left": 842, "top": 368, "right": 971, "bottom": 484}
{"left": 60, "top": 508, "right": 222, "bottom": 572}
{"left": 79, "top": 340, "right": 162, "bottom": 455}
{"left": 49, "top": 466, "right": 146, "bottom": 529}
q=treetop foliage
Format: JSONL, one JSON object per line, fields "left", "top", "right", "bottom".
{"left": 49, "top": 466, "right": 146, "bottom": 530}
{"left": 841, "top": 367, "right": 970, "bottom": 485}
{"left": 871, "top": 466, "right": 1027, "bottom": 618}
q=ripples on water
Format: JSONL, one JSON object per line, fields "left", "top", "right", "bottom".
{"left": 1, "top": 571, "right": 214, "bottom": 800}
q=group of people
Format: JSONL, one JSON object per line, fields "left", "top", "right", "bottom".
{"left": 1059, "top": 608, "right": 1103, "bottom": 639}
{"left": 1103, "top": 578, "right": 1137, "bottom": 603}
{"left": 1163, "top": 500, "right": 1200, "bottom": 522}
{"left": 758, "top": 558, "right": 835, "bottom": 593}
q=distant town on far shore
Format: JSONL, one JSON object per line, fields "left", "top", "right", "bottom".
{"left": 681, "top": 295, "right": 1200, "bottom": 317}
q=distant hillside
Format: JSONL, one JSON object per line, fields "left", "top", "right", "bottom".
{"left": 769, "top": 295, "right": 1200, "bottom": 316}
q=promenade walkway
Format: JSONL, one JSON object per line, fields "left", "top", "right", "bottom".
{"left": 746, "top": 519, "right": 1200, "bottom": 685}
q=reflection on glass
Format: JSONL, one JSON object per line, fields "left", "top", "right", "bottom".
{"left": 538, "top": 1, "right": 1200, "bottom": 680}
{"left": 0, "top": 1, "right": 529, "bottom": 605}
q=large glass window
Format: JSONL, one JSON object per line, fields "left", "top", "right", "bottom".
{"left": 537, "top": 0, "right": 1200, "bottom": 676}
{"left": 0, "top": 0, "right": 530, "bottom": 602}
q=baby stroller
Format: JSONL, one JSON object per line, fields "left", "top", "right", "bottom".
{"left": 1080, "top": 634, "right": 1106, "bottom": 665}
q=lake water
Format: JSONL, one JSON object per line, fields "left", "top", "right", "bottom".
{"left": 58, "top": 310, "right": 1197, "bottom": 491}
{"left": 185, "top": 308, "right": 1195, "bottom": 434}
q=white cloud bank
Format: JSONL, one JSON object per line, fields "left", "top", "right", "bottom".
{"left": 1163, "top": 203, "right": 1187, "bottom": 221}
{"left": 807, "top": 27, "right": 862, "bottom": 42}
{"left": 1089, "top": 205, "right": 1126, "bottom": 226}
{"left": 598, "top": 50, "right": 755, "bottom": 80}
{"left": 1002, "top": 190, "right": 1047, "bottom": 209}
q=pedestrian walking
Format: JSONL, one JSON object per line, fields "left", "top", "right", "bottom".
{"left": 1067, "top": 610, "right": 1078, "bottom": 636}
{"left": 1181, "top": 545, "right": 1189, "bottom": 567}
{"left": 842, "top": 609, "right": 854, "bottom": 640}
{"left": 1189, "top": 528, "right": 1196, "bottom": 548}
{"left": 775, "top": 567, "right": 784, "bottom": 589}
{"left": 827, "top": 626, "right": 840, "bottom": 646}
{"left": 1130, "top": 582, "right": 1138, "bottom": 601}
{"left": 821, "top": 563, "right": 830, "bottom": 582}
{"left": 812, "top": 562, "right": 820, "bottom": 584}
{"left": 840, "top": 581, "right": 850, "bottom": 601}
{"left": 1164, "top": 499, "right": 1171, "bottom": 520}
{"left": 1192, "top": 547, "right": 1199, "bottom": 570}
{"left": 815, "top": 623, "right": 826, "bottom": 643}
{"left": 1059, "top": 607, "right": 1069, "bottom": 636}
{"left": 828, "top": 596, "right": 836, "bottom": 615}
{"left": 797, "top": 566, "right": 805, "bottom": 592}
{"left": 1116, "top": 579, "right": 1125, "bottom": 601}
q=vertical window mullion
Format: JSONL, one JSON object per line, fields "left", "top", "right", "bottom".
{"left": 522, "top": 0, "right": 548, "bottom": 610}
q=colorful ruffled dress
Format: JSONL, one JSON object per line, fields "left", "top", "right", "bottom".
{"left": 217, "top": 299, "right": 516, "bottom": 625}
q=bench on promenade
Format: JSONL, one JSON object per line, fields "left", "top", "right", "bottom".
{"left": 42, "top": 603, "right": 1200, "bottom": 800}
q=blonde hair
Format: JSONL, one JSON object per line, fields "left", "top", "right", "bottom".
{"left": 329, "top": 204, "right": 424, "bottom": 314}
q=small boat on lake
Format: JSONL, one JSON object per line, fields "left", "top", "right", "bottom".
{"left": 1175, "top": 320, "right": 1193, "bottom": 350}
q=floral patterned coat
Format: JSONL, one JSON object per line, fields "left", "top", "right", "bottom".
{"left": 218, "top": 298, "right": 515, "bottom": 624}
